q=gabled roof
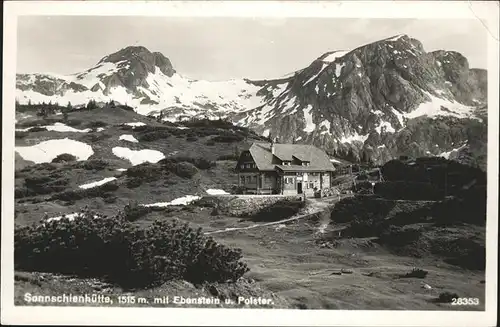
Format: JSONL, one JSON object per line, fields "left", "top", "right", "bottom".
{"left": 248, "top": 142, "right": 335, "bottom": 172}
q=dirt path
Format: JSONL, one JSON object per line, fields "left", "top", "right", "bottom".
{"left": 205, "top": 195, "right": 347, "bottom": 236}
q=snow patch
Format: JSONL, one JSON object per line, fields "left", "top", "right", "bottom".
{"left": 375, "top": 121, "right": 396, "bottom": 134}
{"left": 335, "top": 63, "right": 345, "bottom": 78}
{"left": 302, "top": 106, "right": 316, "bottom": 133}
{"left": 339, "top": 132, "right": 369, "bottom": 144}
{"left": 79, "top": 177, "right": 117, "bottom": 189}
{"left": 405, "top": 91, "right": 476, "bottom": 119}
{"left": 206, "top": 189, "right": 229, "bottom": 195}
{"left": 262, "top": 129, "right": 271, "bottom": 137}
{"left": 319, "top": 120, "right": 331, "bottom": 135}
{"left": 386, "top": 34, "right": 405, "bottom": 41}
{"left": 144, "top": 195, "right": 201, "bottom": 207}
{"left": 112, "top": 146, "right": 165, "bottom": 166}
{"left": 439, "top": 144, "right": 467, "bottom": 159}
{"left": 125, "top": 122, "right": 146, "bottom": 127}
{"left": 16, "top": 138, "right": 93, "bottom": 163}
{"left": 330, "top": 158, "right": 341, "bottom": 163}
{"left": 119, "top": 134, "right": 139, "bottom": 143}
{"left": 322, "top": 51, "right": 348, "bottom": 63}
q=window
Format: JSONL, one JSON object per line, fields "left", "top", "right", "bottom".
{"left": 309, "top": 182, "right": 314, "bottom": 189}
{"left": 285, "top": 177, "right": 294, "bottom": 184}
{"left": 240, "top": 176, "right": 245, "bottom": 184}
{"left": 240, "top": 165, "right": 244, "bottom": 170}
{"left": 302, "top": 162, "right": 310, "bottom": 166}
{"left": 252, "top": 176, "right": 257, "bottom": 183}
{"left": 246, "top": 176, "right": 251, "bottom": 183}
{"left": 264, "top": 175, "right": 270, "bottom": 182}
{"left": 282, "top": 161, "right": 291, "bottom": 166}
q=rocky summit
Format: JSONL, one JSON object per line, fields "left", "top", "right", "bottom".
{"left": 16, "top": 34, "right": 488, "bottom": 169}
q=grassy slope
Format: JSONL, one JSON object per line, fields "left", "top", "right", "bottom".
{"left": 14, "top": 106, "right": 247, "bottom": 225}
{"left": 13, "top": 106, "right": 485, "bottom": 310}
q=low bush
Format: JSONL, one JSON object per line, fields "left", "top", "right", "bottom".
{"left": 14, "top": 210, "right": 249, "bottom": 289}
{"left": 330, "top": 197, "right": 396, "bottom": 223}
{"left": 435, "top": 292, "right": 459, "bottom": 303}
{"left": 29, "top": 126, "right": 48, "bottom": 132}
{"left": 175, "top": 162, "right": 199, "bottom": 178}
{"left": 50, "top": 181, "right": 119, "bottom": 202}
{"left": 374, "top": 181, "right": 443, "bottom": 201}
{"left": 66, "top": 119, "right": 83, "bottom": 127}
{"left": 85, "top": 121, "right": 107, "bottom": 129}
{"left": 17, "top": 174, "right": 70, "bottom": 198}
{"left": 15, "top": 131, "right": 28, "bottom": 139}
{"left": 210, "top": 134, "right": 245, "bottom": 143}
{"left": 81, "top": 132, "right": 112, "bottom": 143}
{"left": 52, "top": 153, "right": 77, "bottom": 163}
{"left": 159, "top": 156, "right": 215, "bottom": 170}
{"left": 251, "top": 199, "right": 305, "bottom": 222}
{"left": 399, "top": 267, "right": 428, "bottom": 279}
{"left": 121, "top": 201, "right": 152, "bottom": 222}
{"left": 217, "top": 154, "right": 239, "bottom": 161}
{"left": 139, "top": 130, "right": 171, "bottom": 142}
{"left": 76, "top": 159, "right": 108, "bottom": 171}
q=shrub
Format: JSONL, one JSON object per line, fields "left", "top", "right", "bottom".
{"left": 210, "top": 134, "right": 245, "bottom": 143}
{"left": 374, "top": 181, "right": 443, "bottom": 200}
{"left": 399, "top": 267, "right": 428, "bottom": 279}
{"left": 29, "top": 126, "right": 48, "bottom": 132}
{"left": 76, "top": 159, "right": 108, "bottom": 170}
{"left": 435, "top": 292, "right": 459, "bottom": 303}
{"left": 52, "top": 153, "right": 77, "bottom": 163}
{"left": 14, "top": 210, "right": 249, "bottom": 289}
{"left": 66, "top": 119, "right": 83, "bottom": 127}
{"left": 159, "top": 156, "right": 215, "bottom": 170}
{"left": 251, "top": 199, "right": 305, "bottom": 222}
{"left": 85, "top": 121, "right": 107, "bottom": 128}
{"left": 50, "top": 181, "right": 119, "bottom": 201}
{"left": 330, "top": 197, "right": 395, "bottom": 223}
{"left": 81, "top": 132, "right": 112, "bottom": 143}
{"left": 175, "top": 162, "right": 199, "bottom": 178}
{"left": 15, "top": 131, "right": 28, "bottom": 139}
{"left": 217, "top": 154, "right": 239, "bottom": 161}
{"left": 139, "top": 130, "right": 171, "bottom": 142}
{"left": 126, "top": 177, "right": 144, "bottom": 189}
{"left": 121, "top": 201, "right": 152, "bottom": 222}
{"left": 19, "top": 175, "right": 69, "bottom": 197}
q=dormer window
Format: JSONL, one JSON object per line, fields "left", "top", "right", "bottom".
{"left": 302, "top": 162, "right": 310, "bottom": 166}
{"left": 282, "top": 161, "right": 291, "bottom": 166}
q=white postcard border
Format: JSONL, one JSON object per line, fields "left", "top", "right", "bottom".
{"left": 2, "top": 1, "right": 498, "bottom": 326}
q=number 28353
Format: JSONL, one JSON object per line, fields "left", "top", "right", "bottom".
{"left": 451, "top": 298, "right": 480, "bottom": 305}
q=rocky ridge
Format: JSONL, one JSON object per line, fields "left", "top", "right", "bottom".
{"left": 16, "top": 35, "right": 488, "bottom": 168}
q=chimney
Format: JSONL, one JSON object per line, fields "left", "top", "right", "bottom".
{"left": 271, "top": 138, "right": 275, "bottom": 155}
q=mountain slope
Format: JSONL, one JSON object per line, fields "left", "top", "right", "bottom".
{"left": 16, "top": 35, "right": 488, "bottom": 168}
{"left": 233, "top": 35, "right": 487, "bottom": 167}
{"left": 16, "top": 46, "right": 265, "bottom": 120}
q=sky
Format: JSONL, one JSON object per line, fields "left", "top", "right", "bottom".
{"left": 17, "top": 16, "right": 488, "bottom": 81}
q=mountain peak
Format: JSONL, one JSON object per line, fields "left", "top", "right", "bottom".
{"left": 96, "top": 45, "right": 175, "bottom": 77}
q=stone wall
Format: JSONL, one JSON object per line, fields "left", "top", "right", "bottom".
{"left": 204, "top": 195, "right": 302, "bottom": 217}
